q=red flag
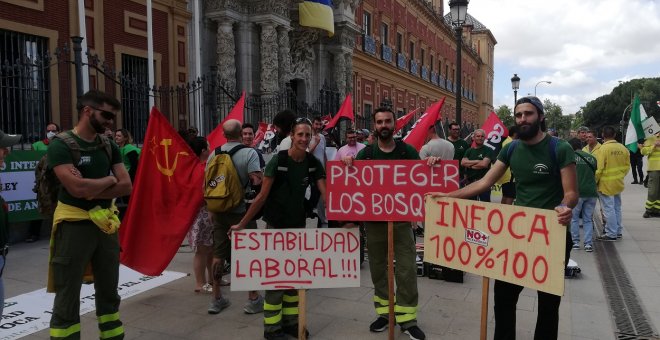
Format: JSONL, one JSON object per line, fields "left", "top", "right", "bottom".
{"left": 120, "top": 107, "right": 205, "bottom": 275}
{"left": 252, "top": 122, "right": 269, "bottom": 147}
{"left": 320, "top": 114, "right": 332, "bottom": 126}
{"left": 396, "top": 108, "right": 420, "bottom": 131}
{"left": 473, "top": 111, "right": 509, "bottom": 153}
{"left": 207, "top": 91, "right": 245, "bottom": 149}
{"left": 403, "top": 98, "right": 445, "bottom": 151}
{"left": 324, "top": 94, "right": 354, "bottom": 130}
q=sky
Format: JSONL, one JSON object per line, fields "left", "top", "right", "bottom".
{"left": 444, "top": 0, "right": 660, "bottom": 115}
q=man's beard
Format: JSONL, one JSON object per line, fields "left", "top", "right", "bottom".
{"left": 517, "top": 120, "right": 541, "bottom": 141}
{"left": 90, "top": 114, "right": 106, "bottom": 134}
{"left": 377, "top": 127, "right": 392, "bottom": 140}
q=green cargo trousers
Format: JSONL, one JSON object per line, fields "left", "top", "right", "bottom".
{"left": 364, "top": 221, "right": 419, "bottom": 328}
{"left": 264, "top": 289, "right": 299, "bottom": 335}
{"left": 50, "top": 220, "right": 123, "bottom": 340}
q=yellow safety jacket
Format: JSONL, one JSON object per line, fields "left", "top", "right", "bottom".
{"left": 47, "top": 202, "right": 120, "bottom": 292}
{"left": 595, "top": 140, "right": 630, "bottom": 196}
{"left": 582, "top": 142, "right": 601, "bottom": 155}
{"left": 641, "top": 135, "right": 660, "bottom": 171}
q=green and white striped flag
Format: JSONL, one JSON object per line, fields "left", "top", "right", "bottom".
{"left": 625, "top": 95, "right": 647, "bottom": 153}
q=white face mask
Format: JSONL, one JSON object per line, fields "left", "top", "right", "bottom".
{"left": 46, "top": 131, "right": 56, "bottom": 139}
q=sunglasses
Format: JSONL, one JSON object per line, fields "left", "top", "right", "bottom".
{"left": 293, "top": 117, "right": 312, "bottom": 125}
{"left": 88, "top": 106, "right": 116, "bottom": 120}
{"left": 450, "top": 128, "right": 460, "bottom": 131}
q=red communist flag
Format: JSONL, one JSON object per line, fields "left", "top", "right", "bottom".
{"left": 207, "top": 91, "right": 245, "bottom": 149}
{"left": 120, "top": 107, "right": 205, "bottom": 275}
{"left": 402, "top": 97, "right": 445, "bottom": 151}
{"left": 324, "top": 94, "right": 354, "bottom": 130}
{"left": 473, "top": 111, "right": 509, "bottom": 154}
{"left": 396, "top": 108, "right": 420, "bottom": 132}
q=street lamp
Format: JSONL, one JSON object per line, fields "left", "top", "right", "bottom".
{"left": 511, "top": 73, "right": 520, "bottom": 107}
{"left": 534, "top": 80, "right": 551, "bottom": 96}
{"left": 449, "top": 0, "right": 469, "bottom": 126}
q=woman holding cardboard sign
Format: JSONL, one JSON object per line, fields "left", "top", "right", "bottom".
{"left": 231, "top": 117, "right": 326, "bottom": 340}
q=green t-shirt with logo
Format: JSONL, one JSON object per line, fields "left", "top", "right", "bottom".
{"left": 463, "top": 145, "right": 493, "bottom": 181}
{"left": 449, "top": 139, "right": 470, "bottom": 161}
{"left": 47, "top": 132, "right": 123, "bottom": 210}
{"left": 497, "top": 135, "right": 575, "bottom": 210}
{"left": 263, "top": 153, "right": 326, "bottom": 228}
{"left": 574, "top": 150, "right": 597, "bottom": 198}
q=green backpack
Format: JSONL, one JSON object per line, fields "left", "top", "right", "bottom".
{"left": 32, "top": 131, "right": 112, "bottom": 216}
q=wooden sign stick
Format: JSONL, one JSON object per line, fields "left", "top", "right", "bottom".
{"left": 388, "top": 221, "right": 395, "bottom": 340}
{"left": 480, "top": 277, "right": 490, "bottom": 340}
{"left": 299, "top": 289, "right": 307, "bottom": 340}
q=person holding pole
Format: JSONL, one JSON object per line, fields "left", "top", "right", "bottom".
{"left": 441, "top": 96, "right": 577, "bottom": 339}
{"left": 231, "top": 117, "right": 326, "bottom": 340}
{"left": 341, "top": 107, "right": 440, "bottom": 340}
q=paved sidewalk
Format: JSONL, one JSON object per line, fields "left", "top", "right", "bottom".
{"left": 3, "top": 170, "right": 658, "bottom": 339}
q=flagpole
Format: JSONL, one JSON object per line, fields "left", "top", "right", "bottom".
{"left": 147, "top": 0, "right": 155, "bottom": 109}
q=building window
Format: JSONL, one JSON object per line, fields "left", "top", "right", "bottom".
{"left": 397, "top": 32, "right": 403, "bottom": 53}
{"left": 121, "top": 54, "right": 150, "bottom": 143}
{"left": 409, "top": 41, "right": 415, "bottom": 60}
{"left": 0, "top": 29, "right": 50, "bottom": 144}
{"left": 364, "top": 103, "right": 373, "bottom": 120}
{"left": 363, "top": 11, "right": 372, "bottom": 36}
{"left": 380, "top": 23, "right": 389, "bottom": 46}
{"left": 420, "top": 48, "right": 425, "bottom": 66}
{"left": 430, "top": 55, "right": 434, "bottom": 71}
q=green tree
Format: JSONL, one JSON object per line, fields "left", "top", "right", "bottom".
{"left": 543, "top": 99, "right": 572, "bottom": 139}
{"left": 582, "top": 77, "right": 660, "bottom": 132}
{"left": 495, "top": 105, "right": 515, "bottom": 128}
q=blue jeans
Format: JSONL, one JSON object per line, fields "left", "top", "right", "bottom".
{"left": 599, "top": 193, "right": 622, "bottom": 238}
{"left": 570, "top": 197, "right": 596, "bottom": 246}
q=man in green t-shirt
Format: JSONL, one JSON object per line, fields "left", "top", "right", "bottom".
{"left": 48, "top": 90, "right": 132, "bottom": 339}
{"left": 341, "top": 108, "right": 441, "bottom": 340}
{"left": 568, "top": 138, "right": 597, "bottom": 252}
{"left": 461, "top": 128, "right": 493, "bottom": 201}
{"left": 447, "top": 122, "right": 470, "bottom": 184}
{"left": 443, "top": 96, "right": 577, "bottom": 340}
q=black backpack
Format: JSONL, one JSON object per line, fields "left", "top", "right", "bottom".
{"left": 264, "top": 150, "right": 319, "bottom": 224}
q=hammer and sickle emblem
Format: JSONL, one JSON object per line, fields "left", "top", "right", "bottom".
{"left": 151, "top": 138, "right": 189, "bottom": 182}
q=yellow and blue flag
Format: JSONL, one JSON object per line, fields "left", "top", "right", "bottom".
{"left": 299, "top": 0, "right": 334, "bottom": 36}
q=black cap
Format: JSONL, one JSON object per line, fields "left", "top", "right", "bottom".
{"left": 515, "top": 96, "right": 544, "bottom": 115}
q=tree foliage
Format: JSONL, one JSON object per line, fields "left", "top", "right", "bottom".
{"left": 543, "top": 99, "right": 572, "bottom": 139}
{"left": 581, "top": 78, "right": 660, "bottom": 132}
{"left": 495, "top": 105, "right": 515, "bottom": 128}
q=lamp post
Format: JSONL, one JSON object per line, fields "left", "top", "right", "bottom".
{"left": 534, "top": 80, "right": 551, "bottom": 96}
{"left": 449, "top": 0, "right": 469, "bottom": 126}
{"left": 511, "top": 73, "right": 520, "bottom": 107}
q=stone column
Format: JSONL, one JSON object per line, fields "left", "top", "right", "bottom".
{"left": 277, "top": 26, "right": 292, "bottom": 91}
{"left": 344, "top": 52, "right": 353, "bottom": 94}
{"left": 260, "top": 23, "right": 278, "bottom": 94}
{"left": 216, "top": 20, "right": 236, "bottom": 92}
{"left": 332, "top": 51, "right": 346, "bottom": 96}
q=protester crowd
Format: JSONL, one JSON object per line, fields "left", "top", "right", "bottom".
{"left": 1, "top": 90, "right": 658, "bottom": 340}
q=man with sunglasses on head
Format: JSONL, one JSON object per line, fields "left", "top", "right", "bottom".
{"left": 47, "top": 90, "right": 132, "bottom": 339}
{"left": 442, "top": 96, "right": 577, "bottom": 339}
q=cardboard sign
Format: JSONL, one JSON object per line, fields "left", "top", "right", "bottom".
{"left": 326, "top": 160, "right": 459, "bottom": 221}
{"left": 231, "top": 228, "right": 360, "bottom": 291}
{"left": 424, "top": 197, "right": 567, "bottom": 296}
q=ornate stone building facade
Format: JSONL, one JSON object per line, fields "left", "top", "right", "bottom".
{"left": 201, "top": 0, "right": 495, "bottom": 128}
{"left": 203, "top": 0, "right": 360, "bottom": 106}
